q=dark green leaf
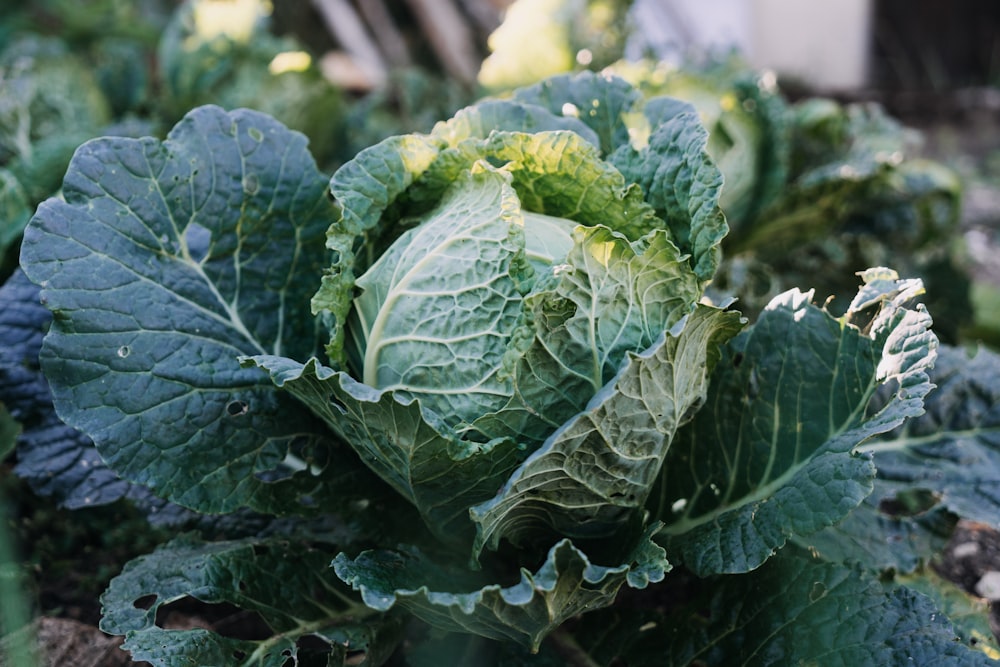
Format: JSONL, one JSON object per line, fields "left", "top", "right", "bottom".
{"left": 795, "top": 488, "right": 955, "bottom": 573}
{"left": 102, "top": 535, "right": 402, "bottom": 666}
{"left": 653, "top": 272, "right": 937, "bottom": 575}
{"left": 19, "top": 105, "right": 381, "bottom": 516}
{"left": 572, "top": 549, "right": 996, "bottom": 666}
{"left": 333, "top": 530, "right": 669, "bottom": 652}
{"left": 0, "top": 269, "right": 134, "bottom": 507}
{"left": 864, "top": 344, "right": 1000, "bottom": 528}
{"left": 894, "top": 568, "right": 1000, "bottom": 658}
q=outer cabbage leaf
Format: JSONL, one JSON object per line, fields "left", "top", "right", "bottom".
{"left": 333, "top": 530, "right": 668, "bottom": 652}
{"left": 652, "top": 270, "right": 937, "bottom": 575}
{"left": 0, "top": 270, "right": 134, "bottom": 507}
{"left": 862, "top": 344, "right": 1000, "bottom": 528}
{"left": 243, "top": 354, "right": 523, "bottom": 544}
{"left": 570, "top": 549, "right": 996, "bottom": 666}
{"left": 609, "top": 101, "right": 728, "bottom": 283}
{"left": 894, "top": 568, "right": 1000, "bottom": 658}
{"left": 19, "top": 105, "right": 385, "bottom": 515}
{"left": 511, "top": 71, "right": 642, "bottom": 155}
{"left": 471, "top": 305, "right": 743, "bottom": 556}
{"left": 794, "top": 490, "right": 955, "bottom": 573}
{"left": 101, "top": 535, "right": 403, "bottom": 666}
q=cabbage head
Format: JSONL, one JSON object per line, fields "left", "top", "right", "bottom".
{"left": 252, "top": 73, "right": 739, "bottom": 553}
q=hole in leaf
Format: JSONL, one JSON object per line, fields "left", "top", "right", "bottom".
{"left": 346, "top": 650, "right": 368, "bottom": 665}
{"left": 296, "top": 635, "right": 332, "bottom": 652}
{"left": 878, "top": 489, "right": 940, "bottom": 517}
{"left": 732, "top": 352, "right": 744, "bottom": 368}
{"left": 329, "top": 396, "right": 347, "bottom": 414}
{"left": 116, "top": 345, "right": 131, "bottom": 359}
{"left": 248, "top": 127, "right": 263, "bottom": 142}
{"left": 153, "top": 598, "right": 272, "bottom": 640}
{"left": 133, "top": 594, "right": 157, "bottom": 610}
{"left": 233, "top": 650, "right": 247, "bottom": 660}
{"left": 227, "top": 400, "right": 249, "bottom": 417}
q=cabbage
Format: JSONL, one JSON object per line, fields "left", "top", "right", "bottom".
{"left": 19, "top": 72, "right": 942, "bottom": 658}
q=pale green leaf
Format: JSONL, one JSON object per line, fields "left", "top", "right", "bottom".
{"left": 349, "top": 165, "right": 530, "bottom": 428}
{"left": 471, "top": 305, "right": 743, "bottom": 556}
{"left": 471, "top": 227, "right": 707, "bottom": 445}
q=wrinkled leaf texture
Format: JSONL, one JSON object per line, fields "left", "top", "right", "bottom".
{"left": 19, "top": 105, "right": 385, "bottom": 516}
{"left": 572, "top": 548, "right": 995, "bottom": 666}
{"left": 652, "top": 272, "right": 937, "bottom": 575}
{"left": 101, "top": 534, "right": 403, "bottom": 666}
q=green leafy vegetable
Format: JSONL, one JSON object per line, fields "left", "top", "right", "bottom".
{"left": 16, "top": 70, "right": 985, "bottom": 665}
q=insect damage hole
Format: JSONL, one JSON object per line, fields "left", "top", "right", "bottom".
{"left": 226, "top": 400, "right": 249, "bottom": 417}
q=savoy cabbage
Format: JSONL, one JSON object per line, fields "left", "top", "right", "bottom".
{"left": 13, "top": 72, "right": 995, "bottom": 665}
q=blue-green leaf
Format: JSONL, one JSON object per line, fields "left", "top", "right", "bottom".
{"left": 102, "top": 535, "right": 403, "bottom": 666}
{"left": 863, "top": 344, "right": 1000, "bottom": 528}
{"left": 652, "top": 271, "right": 937, "bottom": 575}
{"left": 571, "top": 549, "right": 996, "bottom": 666}
{"left": 243, "top": 355, "right": 523, "bottom": 544}
{"left": 333, "top": 530, "right": 668, "bottom": 652}
{"left": 19, "top": 105, "right": 381, "bottom": 515}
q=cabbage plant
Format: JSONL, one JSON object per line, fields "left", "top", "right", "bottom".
{"left": 15, "top": 73, "right": 990, "bottom": 665}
